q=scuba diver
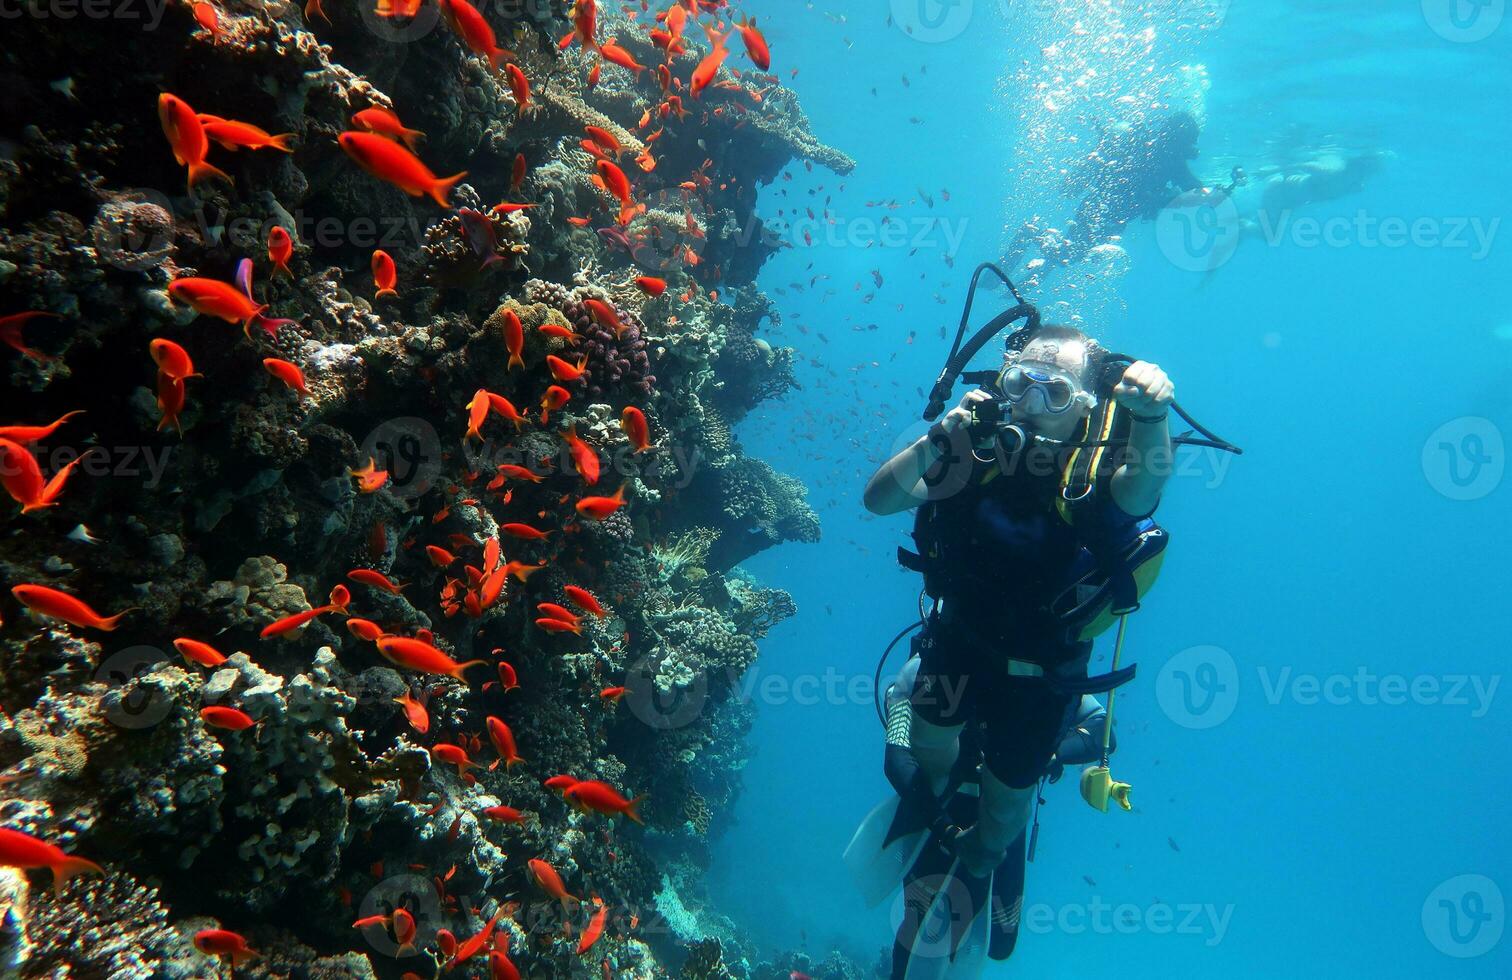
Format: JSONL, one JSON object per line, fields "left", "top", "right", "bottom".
{"left": 856, "top": 263, "right": 1241, "bottom": 978}
{"left": 844, "top": 654, "right": 1117, "bottom": 973}
{"left": 1007, "top": 111, "right": 1245, "bottom": 270}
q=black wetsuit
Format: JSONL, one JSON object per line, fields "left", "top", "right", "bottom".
{"left": 908, "top": 448, "right": 1147, "bottom": 788}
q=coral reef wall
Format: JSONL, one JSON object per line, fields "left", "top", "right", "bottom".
{"left": 0, "top": 1, "right": 849, "bottom": 976}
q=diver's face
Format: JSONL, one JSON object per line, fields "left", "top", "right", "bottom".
{"left": 1008, "top": 339, "right": 1095, "bottom": 434}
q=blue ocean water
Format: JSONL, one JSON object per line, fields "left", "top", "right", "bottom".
{"left": 707, "top": 1, "right": 1512, "bottom": 976}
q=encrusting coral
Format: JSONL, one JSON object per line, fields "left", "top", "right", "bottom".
{"left": 0, "top": 1, "right": 854, "bottom": 977}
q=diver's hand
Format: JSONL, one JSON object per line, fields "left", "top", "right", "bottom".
{"left": 937, "top": 389, "right": 994, "bottom": 436}
{"left": 1112, "top": 361, "right": 1174, "bottom": 420}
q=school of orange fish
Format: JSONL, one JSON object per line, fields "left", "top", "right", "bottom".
{"left": 1, "top": 1, "right": 783, "bottom": 976}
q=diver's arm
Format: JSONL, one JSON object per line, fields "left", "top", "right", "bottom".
{"left": 863, "top": 389, "right": 992, "bottom": 516}
{"left": 1108, "top": 361, "right": 1174, "bottom": 517}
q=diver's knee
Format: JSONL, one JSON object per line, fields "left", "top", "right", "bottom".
{"left": 908, "top": 712, "right": 963, "bottom": 752}
{"left": 978, "top": 773, "right": 1036, "bottom": 830}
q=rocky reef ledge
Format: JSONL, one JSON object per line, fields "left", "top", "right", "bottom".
{"left": 0, "top": 1, "right": 850, "bottom": 976}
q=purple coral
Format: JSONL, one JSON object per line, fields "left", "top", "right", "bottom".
{"left": 560, "top": 291, "right": 656, "bottom": 399}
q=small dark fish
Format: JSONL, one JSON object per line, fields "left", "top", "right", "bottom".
{"left": 1168, "top": 837, "right": 1181, "bottom": 853}
{"left": 457, "top": 208, "right": 504, "bottom": 269}
{"left": 1083, "top": 875, "right": 1097, "bottom": 887}
{"left": 597, "top": 226, "right": 632, "bottom": 252}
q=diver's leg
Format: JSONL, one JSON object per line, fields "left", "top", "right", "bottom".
{"left": 907, "top": 627, "right": 973, "bottom": 796}
{"left": 907, "top": 714, "right": 964, "bottom": 797}
{"left": 957, "top": 770, "right": 1035, "bottom": 876}
{"left": 957, "top": 676, "right": 1077, "bottom": 877}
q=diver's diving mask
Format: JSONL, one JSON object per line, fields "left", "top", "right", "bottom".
{"left": 996, "top": 360, "right": 1096, "bottom": 416}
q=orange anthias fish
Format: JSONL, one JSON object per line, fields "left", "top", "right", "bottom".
{"left": 564, "top": 779, "right": 644, "bottom": 824}
{"left": 192, "top": 1, "right": 221, "bottom": 41}
{"left": 193, "top": 929, "right": 259, "bottom": 965}
{"left": 168, "top": 276, "right": 294, "bottom": 339}
{"left": 735, "top": 15, "right": 770, "bottom": 71}
{"left": 560, "top": 0, "right": 598, "bottom": 51}
{"left": 348, "top": 568, "right": 406, "bottom": 594}
{"left": 499, "top": 522, "right": 551, "bottom": 541}
{"left": 562, "top": 426, "right": 600, "bottom": 485}
{"left": 505, "top": 64, "right": 532, "bottom": 112}
{"left": 690, "top": 28, "right": 730, "bottom": 98}
{"left": 535, "top": 617, "right": 581, "bottom": 635}
{"left": 259, "top": 604, "right": 336, "bottom": 639}
{"left": 158, "top": 93, "right": 231, "bottom": 190}
{"left": 446, "top": 908, "right": 504, "bottom": 971}
{"left": 432, "top": 742, "right": 482, "bottom": 776}
{"left": 546, "top": 354, "right": 589, "bottom": 383}
{"left": 633, "top": 276, "right": 666, "bottom": 297}
{"left": 12, "top": 584, "right": 131, "bottom": 631}
{"left": 528, "top": 859, "right": 578, "bottom": 905}
{"left": 1, "top": 311, "right": 60, "bottom": 362}
{"left": 174, "top": 638, "right": 228, "bottom": 667}
{"left": 502, "top": 309, "right": 524, "bottom": 370}
{"left": 351, "top": 107, "right": 426, "bottom": 152}
{"left": 267, "top": 226, "right": 293, "bottom": 277}
{"left": 575, "top": 486, "right": 626, "bottom": 521}
{"left": 0, "top": 438, "right": 88, "bottom": 513}
{"left": 563, "top": 586, "right": 606, "bottom": 617}
{"left": 536, "top": 602, "right": 580, "bottom": 627}
{"left": 439, "top": 0, "right": 514, "bottom": 69}
{"left": 150, "top": 340, "right": 197, "bottom": 381}
{"left": 584, "top": 125, "right": 620, "bottom": 156}
{"left": 583, "top": 298, "right": 624, "bottom": 337}
{"left": 374, "top": 0, "right": 423, "bottom": 19}
{"left": 539, "top": 385, "right": 570, "bottom": 423}
{"left": 598, "top": 39, "right": 646, "bottom": 73}
{"left": 538, "top": 323, "right": 578, "bottom": 344}
{"left": 339, "top": 131, "right": 466, "bottom": 208}
{"left": 349, "top": 458, "right": 390, "bottom": 493}
{"left": 200, "top": 706, "right": 255, "bottom": 731}
{"left": 196, "top": 114, "right": 295, "bottom": 153}
{"left": 347, "top": 617, "right": 385, "bottom": 642}
{"left": 375, "top": 635, "right": 485, "bottom": 681}
{"left": 577, "top": 897, "right": 608, "bottom": 954}
{"left": 263, "top": 358, "right": 310, "bottom": 398}
{"left": 156, "top": 373, "right": 186, "bottom": 433}
{"left": 510, "top": 152, "right": 527, "bottom": 192}
{"left": 544, "top": 775, "right": 578, "bottom": 795}
{"left": 393, "top": 692, "right": 429, "bottom": 733}
{"left": 494, "top": 463, "right": 544, "bottom": 485}
{"left": 620, "top": 406, "right": 652, "bottom": 452}
{"left": 482, "top": 804, "right": 525, "bottom": 824}
{"left": 372, "top": 249, "right": 398, "bottom": 298}
{"left": 595, "top": 160, "right": 632, "bottom": 205}
{"left": 599, "top": 686, "right": 627, "bottom": 702}
{"left": 485, "top": 716, "right": 524, "bottom": 768}
{"left": 0, "top": 828, "right": 103, "bottom": 895}
{"left": 486, "top": 393, "right": 527, "bottom": 431}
